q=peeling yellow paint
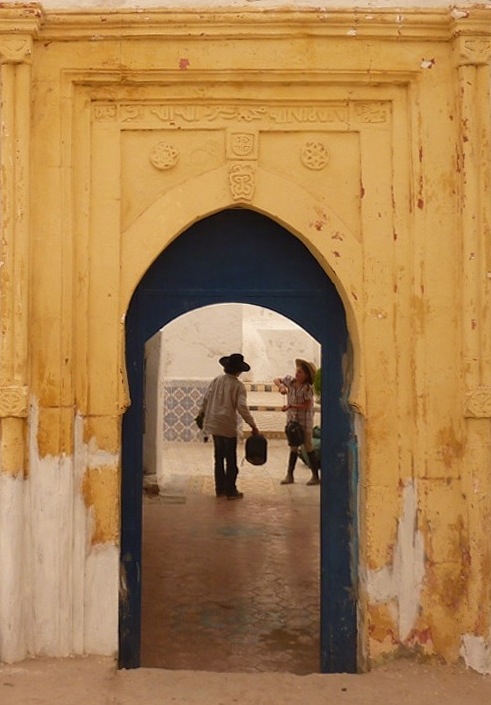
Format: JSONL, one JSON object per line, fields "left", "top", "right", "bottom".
{"left": 37, "top": 407, "right": 74, "bottom": 457}
{"left": 435, "top": 426, "right": 465, "bottom": 468}
{"left": 83, "top": 416, "right": 120, "bottom": 455}
{"left": 426, "top": 558, "right": 470, "bottom": 615}
{"left": 0, "top": 417, "right": 26, "bottom": 477}
{"left": 364, "top": 482, "right": 399, "bottom": 570}
{"left": 424, "top": 598, "right": 463, "bottom": 662}
{"left": 368, "top": 602, "right": 398, "bottom": 645}
{"left": 82, "top": 466, "right": 119, "bottom": 546}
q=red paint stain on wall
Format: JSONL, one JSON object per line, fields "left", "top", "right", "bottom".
{"left": 179, "top": 58, "right": 190, "bottom": 70}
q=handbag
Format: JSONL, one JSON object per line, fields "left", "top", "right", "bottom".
{"left": 285, "top": 420, "right": 304, "bottom": 446}
{"left": 245, "top": 434, "right": 268, "bottom": 466}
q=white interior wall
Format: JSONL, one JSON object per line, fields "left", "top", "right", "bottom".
{"left": 159, "top": 304, "right": 243, "bottom": 378}
{"left": 158, "top": 303, "right": 320, "bottom": 383}
{"left": 242, "top": 306, "right": 320, "bottom": 382}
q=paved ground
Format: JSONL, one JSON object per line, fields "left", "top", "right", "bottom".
{"left": 2, "top": 440, "right": 491, "bottom": 703}
{"left": 1, "top": 656, "right": 491, "bottom": 705}
{"left": 143, "top": 439, "right": 321, "bottom": 673}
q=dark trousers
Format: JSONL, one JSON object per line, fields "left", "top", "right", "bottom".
{"left": 212, "top": 435, "right": 239, "bottom": 496}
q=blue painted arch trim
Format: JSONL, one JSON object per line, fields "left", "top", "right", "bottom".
{"left": 119, "top": 208, "right": 358, "bottom": 673}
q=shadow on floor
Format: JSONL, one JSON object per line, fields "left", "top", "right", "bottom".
{"left": 141, "top": 441, "right": 320, "bottom": 674}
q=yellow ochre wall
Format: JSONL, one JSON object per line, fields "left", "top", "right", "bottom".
{"left": 0, "top": 4, "right": 490, "bottom": 671}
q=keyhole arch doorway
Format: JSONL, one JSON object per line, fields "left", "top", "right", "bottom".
{"left": 120, "top": 207, "right": 358, "bottom": 673}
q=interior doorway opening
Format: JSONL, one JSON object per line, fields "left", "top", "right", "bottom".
{"left": 120, "top": 208, "right": 357, "bottom": 673}
{"left": 142, "top": 303, "right": 321, "bottom": 481}
{"left": 140, "top": 304, "right": 322, "bottom": 673}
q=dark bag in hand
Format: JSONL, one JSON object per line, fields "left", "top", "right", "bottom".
{"left": 245, "top": 434, "right": 268, "bottom": 466}
{"left": 285, "top": 420, "right": 304, "bottom": 446}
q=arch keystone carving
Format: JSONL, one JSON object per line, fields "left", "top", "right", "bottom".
{"left": 228, "top": 162, "right": 256, "bottom": 201}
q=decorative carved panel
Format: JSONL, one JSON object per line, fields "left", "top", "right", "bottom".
{"left": 0, "top": 385, "right": 28, "bottom": 417}
{"left": 465, "top": 387, "right": 491, "bottom": 418}
{"left": 301, "top": 140, "right": 329, "bottom": 170}
{"left": 149, "top": 141, "right": 179, "bottom": 170}
{"left": 457, "top": 37, "right": 491, "bottom": 66}
{"left": 226, "top": 130, "right": 258, "bottom": 160}
{"left": 114, "top": 102, "right": 350, "bottom": 128}
{"left": 0, "top": 37, "right": 32, "bottom": 64}
{"left": 228, "top": 162, "right": 255, "bottom": 201}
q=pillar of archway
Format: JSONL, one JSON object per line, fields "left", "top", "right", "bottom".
{"left": 0, "top": 21, "right": 34, "bottom": 663}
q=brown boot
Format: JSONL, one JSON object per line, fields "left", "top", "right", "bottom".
{"left": 280, "top": 452, "right": 297, "bottom": 485}
{"left": 306, "top": 451, "right": 320, "bottom": 485}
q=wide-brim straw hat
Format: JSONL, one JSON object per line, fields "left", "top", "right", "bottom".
{"left": 295, "top": 358, "right": 316, "bottom": 385}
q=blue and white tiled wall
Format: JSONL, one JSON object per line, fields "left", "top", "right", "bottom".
{"left": 162, "top": 379, "right": 211, "bottom": 442}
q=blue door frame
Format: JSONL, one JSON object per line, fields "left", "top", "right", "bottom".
{"left": 119, "top": 209, "right": 357, "bottom": 673}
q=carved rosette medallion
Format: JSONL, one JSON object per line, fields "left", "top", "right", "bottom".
{"left": 465, "top": 387, "right": 491, "bottom": 418}
{"left": 149, "top": 142, "right": 179, "bottom": 171}
{"left": 228, "top": 163, "right": 255, "bottom": 202}
{"left": 0, "top": 386, "right": 28, "bottom": 418}
{"left": 301, "top": 141, "right": 329, "bottom": 170}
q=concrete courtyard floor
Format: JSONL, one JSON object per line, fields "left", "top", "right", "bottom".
{"left": 1, "top": 656, "right": 491, "bottom": 705}
{"left": 2, "top": 441, "right": 490, "bottom": 703}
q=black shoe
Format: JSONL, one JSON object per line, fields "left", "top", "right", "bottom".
{"left": 216, "top": 491, "right": 226, "bottom": 498}
{"left": 227, "top": 491, "right": 244, "bottom": 500}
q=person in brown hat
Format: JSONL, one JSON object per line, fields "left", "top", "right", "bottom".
{"left": 199, "top": 353, "right": 259, "bottom": 500}
{"left": 273, "top": 358, "right": 320, "bottom": 486}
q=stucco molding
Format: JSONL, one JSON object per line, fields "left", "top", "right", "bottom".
{"left": 465, "top": 387, "right": 491, "bottom": 418}
{"left": 9, "top": 6, "right": 484, "bottom": 43}
{"left": 0, "top": 385, "right": 28, "bottom": 418}
{"left": 0, "top": 5, "right": 42, "bottom": 63}
{"left": 0, "top": 5, "right": 489, "bottom": 45}
{"left": 455, "top": 37, "right": 491, "bottom": 389}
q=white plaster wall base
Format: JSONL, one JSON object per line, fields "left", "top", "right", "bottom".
{"left": 0, "top": 402, "right": 119, "bottom": 663}
{"left": 461, "top": 634, "right": 491, "bottom": 675}
{"left": 84, "top": 544, "right": 119, "bottom": 655}
{"left": 0, "top": 473, "right": 27, "bottom": 663}
{"left": 26, "top": 423, "right": 74, "bottom": 656}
